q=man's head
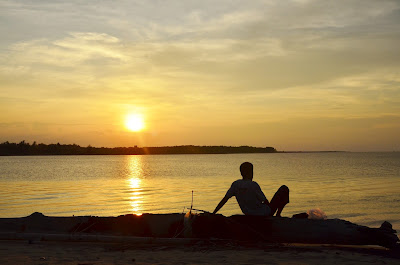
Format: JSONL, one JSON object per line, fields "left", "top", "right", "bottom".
{"left": 240, "top": 162, "right": 253, "bottom": 180}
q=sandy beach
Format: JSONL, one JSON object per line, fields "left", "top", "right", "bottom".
{"left": 1, "top": 239, "right": 399, "bottom": 265}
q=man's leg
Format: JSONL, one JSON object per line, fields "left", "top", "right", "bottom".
{"left": 269, "top": 185, "right": 289, "bottom": 217}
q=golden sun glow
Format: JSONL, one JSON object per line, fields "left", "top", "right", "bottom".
{"left": 126, "top": 156, "right": 144, "bottom": 215}
{"left": 125, "top": 113, "right": 145, "bottom": 132}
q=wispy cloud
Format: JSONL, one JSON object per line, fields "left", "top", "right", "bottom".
{"left": 1, "top": 0, "right": 400, "bottom": 150}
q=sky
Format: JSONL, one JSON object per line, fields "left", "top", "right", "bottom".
{"left": 1, "top": 0, "right": 400, "bottom": 151}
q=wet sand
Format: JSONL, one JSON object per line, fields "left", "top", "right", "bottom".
{"left": 1, "top": 240, "right": 399, "bottom": 265}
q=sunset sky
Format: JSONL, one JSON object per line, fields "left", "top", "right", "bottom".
{"left": 1, "top": 0, "right": 399, "bottom": 151}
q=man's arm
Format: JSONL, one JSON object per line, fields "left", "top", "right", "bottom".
{"left": 213, "top": 196, "right": 229, "bottom": 214}
{"left": 254, "top": 182, "right": 268, "bottom": 205}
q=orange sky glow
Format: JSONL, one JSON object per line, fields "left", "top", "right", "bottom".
{"left": 1, "top": 0, "right": 400, "bottom": 151}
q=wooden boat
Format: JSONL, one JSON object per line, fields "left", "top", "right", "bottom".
{"left": 0, "top": 212, "right": 398, "bottom": 249}
{"left": 188, "top": 213, "right": 399, "bottom": 249}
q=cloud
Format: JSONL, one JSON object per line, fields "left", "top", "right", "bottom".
{"left": 1, "top": 1, "right": 400, "bottom": 149}
{"left": 9, "top": 32, "right": 125, "bottom": 67}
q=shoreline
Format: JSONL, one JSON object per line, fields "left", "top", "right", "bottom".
{"left": 1, "top": 239, "right": 399, "bottom": 265}
{"left": 4, "top": 151, "right": 400, "bottom": 157}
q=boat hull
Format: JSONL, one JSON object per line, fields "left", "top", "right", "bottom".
{"left": 190, "top": 214, "right": 399, "bottom": 249}
{"left": 0, "top": 212, "right": 398, "bottom": 249}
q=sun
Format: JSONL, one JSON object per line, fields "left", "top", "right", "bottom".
{"left": 125, "top": 114, "right": 145, "bottom": 132}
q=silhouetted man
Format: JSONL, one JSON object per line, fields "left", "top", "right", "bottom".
{"left": 213, "top": 162, "right": 289, "bottom": 216}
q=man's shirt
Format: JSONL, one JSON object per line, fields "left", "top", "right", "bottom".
{"left": 225, "top": 179, "right": 271, "bottom": 216}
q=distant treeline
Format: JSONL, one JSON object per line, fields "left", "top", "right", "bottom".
{"left": 0, "top": 141, "right": 277, "bottom": 156}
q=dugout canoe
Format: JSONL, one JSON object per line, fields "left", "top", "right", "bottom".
{"left": 187, "top": 213, "right": 399, "bottom": 249}
{"left": 0, "top": 212, "right": 398, "bottom": 249}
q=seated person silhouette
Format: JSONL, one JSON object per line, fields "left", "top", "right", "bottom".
{"left": 213, "top": 162, "right": 289, "bottom": 216}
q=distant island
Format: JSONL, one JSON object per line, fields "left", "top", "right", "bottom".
{"left": 0, "top": 141, "right": 277, "bottom": 156}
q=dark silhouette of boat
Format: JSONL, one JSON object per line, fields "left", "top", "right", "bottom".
{"left": 0, "top": 212, "right": 398, "bottom": 250}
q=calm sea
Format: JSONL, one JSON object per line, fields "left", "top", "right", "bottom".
{"left": 1, "top": 153, "right": 399, "bottom": 231}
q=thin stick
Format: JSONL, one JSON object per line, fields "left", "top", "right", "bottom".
{"left": 190, "top": 208, "right": 211, "bottom": 214}
{"left": 190, "top": 190, "right": 194, "bottom": 212}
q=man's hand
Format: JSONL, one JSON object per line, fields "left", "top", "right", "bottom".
{"left": 213, "top": 196, "right": 229, "bottom": 214}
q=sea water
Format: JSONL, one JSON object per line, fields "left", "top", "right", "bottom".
{"left": 0, "top": 152, "right": 399, "bottom": 231}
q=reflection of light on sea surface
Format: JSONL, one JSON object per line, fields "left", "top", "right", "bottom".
{"left": 129, "top": 177, "right": 141, "bottom": 188}
{"left": 126, "top": 156, "right": 144, "bottom": 215}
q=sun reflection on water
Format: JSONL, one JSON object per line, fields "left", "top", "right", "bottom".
{"left": 126, "top": 156, "right": 144, "bottom": 215}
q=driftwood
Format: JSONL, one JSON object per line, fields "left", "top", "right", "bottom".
{"left": 0, "top": 212, "right": 398, "bottom": 249}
